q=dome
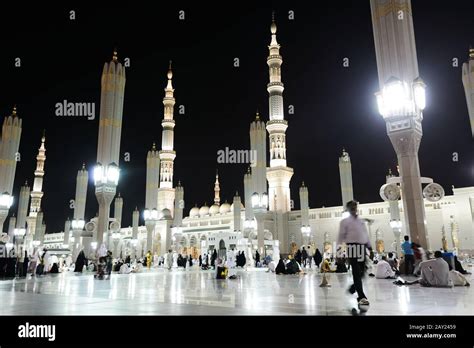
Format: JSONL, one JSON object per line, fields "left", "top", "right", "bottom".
{"left": 219, "top": 203, "right": 231, "bottom": 214}
{"left": 209, "top": 204, "right": 220, "bottom": 215}
{"left": 199, "top": 205, "right": 210, "bottom": 217}
{"left": 161, "top": 208, "right": 172, "bottom": 219}
{"left": 230, "top": 202, "right": 244, "bottom": 211}
{"left": 190, "top": 206, "right": 200, "bottom": 218}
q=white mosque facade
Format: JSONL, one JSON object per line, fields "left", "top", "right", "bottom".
{"left": 2, "top": 14, "right": 474, "bottom": 262}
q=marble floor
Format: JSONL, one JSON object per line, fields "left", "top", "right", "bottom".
{"left": 0, "top": 268, "right": 472, "bottom": 315}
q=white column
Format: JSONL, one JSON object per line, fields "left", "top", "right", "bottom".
{"left": 132, "top": 208, "right": 139, "bottom": 259}
{"left": 17, "top": 182, "right": 30, "bottom": 229}
{"left": 462, "top": 48, "right": 474, "bottom": 137}
{"left": 338, "top": 149, "right": 354, "bottom": 207}
{"left": 114, "top": 194, "right": 123, "bottom": 225}
{"left": 7, "top": 216, "right": 16, "bottom": 243}
{"left": 370, "top": 0, "right": 428, "bottom": 248}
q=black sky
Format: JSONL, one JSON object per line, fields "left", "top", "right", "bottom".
{"left": 0, "top": 1, "right": 473, "bottom": 233}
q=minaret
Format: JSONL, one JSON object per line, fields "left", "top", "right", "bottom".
{"left": 145, "top": 143, "right": 160, "bottom": 211}
{"left": 72, "top": 164, "right": 88, "bottom": 260}
{"left": 243, "top": 167, "right": 254, "bottom": 221}
{"left": 214, "top": 170, "right": 221, "bottom": 206}
{"left": 338, "top": 148, "right": 354, "bottom": 207}
{"left": 27, "top": 132, "right": 46, "bottom": 237}
{"left": 173, "top": 181, "right": 184, "bottom": 227}
{"left": 63, "top": 218, "right": 71, "bottom": 247}
{"left": 94, "top": 49, "right": 126, "bottom": 248}
{"left": 0, "top": 106, "right": 22, "bottom": 232}
{"left": 33, "top": 210, "right": 43, "bottom": 244}
{"left": 462, "top": 47, "right": 474, "bottom": 137}
{"left": 73, "top": 164, "right": 88, "bottom": 222}
{"left": 16, "top": 181, "right": 30, "bottom": 229}
{"left": 233, "top": 191, "right": 241, "bottom": 232}
{"left": 250, "top": 111, "right": 267, "bottom": 196}
{"left": 265, "top": 15, "right": 294, "bottom": 212}
{"left": 157, "top": 61, "right": 177, "bottom": 215}
{"left": 299, "top": 182, "right": 310, "bottom": 229}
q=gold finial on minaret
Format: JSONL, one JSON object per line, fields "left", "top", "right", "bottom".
{"left": 247, "top": 166, "right": 251, "bottom": 174}
{"left": 41, "top": 129, "right": 46, "bottom": 143}
{"left": 113, "top": 48, "right": 118, "bottom": 62}
{"left": 167, "top": 60, "right": 173, "bottom": 80}
{"left": 302, "top": 181, "right": 305, "bottom": 187}
{"left": 82, "top": 162, "right": 86, "bottom": 170}
{"left": 271, "top": 11, "right": 277, "bottom": 34}
{"left": 152, "top": 142, "right": 156, "bottom": 151}
{"left": 255, "top": 109, "right": 260, "bottom": 121}
{"left": 12, "top": 105, "right": 17, "bottom": 116}
{"left": 469, "top": 45, "right": 474, "bottom": 59}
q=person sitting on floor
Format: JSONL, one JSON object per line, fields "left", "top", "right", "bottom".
{"left": 454, "top": 255, "right": 470, "bottom": 275}
{"left": 321, "top": 258, "right": 334, "bottom": 273}
{"left": 375, "top": 255, "right": 396, "bottom": 279}
{"left": 275, "top": 258, "right": 287, "bottom": 275}
{"left": 286, "top": 255, "right": 303, "bottom": 275}
{"left": 387, "top": 252, "right": 400, "bottom": 275}
{"left": 419, "top": 251, "right": 451, "bottom": 287}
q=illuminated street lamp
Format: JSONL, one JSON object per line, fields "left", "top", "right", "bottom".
{"left": 375, "top": 76, "right": 431, "bottom": 248}
{"left": 144, "top": 208, "right": 158, "bottom": 253}
{"left": 251, "top": 192, "right": 268, "bottom": 255}
{"left": 94, "top": 162, "right": 120, "bottom": 249}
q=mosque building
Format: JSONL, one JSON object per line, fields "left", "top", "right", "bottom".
{"left": 1, "top": 13, "right": 473, "bottom": 263}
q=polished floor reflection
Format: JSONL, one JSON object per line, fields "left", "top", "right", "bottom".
{"left": 0, "top": 268, "right": 472, "bottom": 315}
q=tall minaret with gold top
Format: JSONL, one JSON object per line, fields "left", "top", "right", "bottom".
{"left": 27, "top": 132, "right": 46, "bottom": 236}
{"left": 266, "top": 14, "right": 293, "bottom": 212}
{"left": 214, "top": 170, "right": 221, "bottom": 206}
{"left": 157, "top": 61, "right": 177, "bottom": 215}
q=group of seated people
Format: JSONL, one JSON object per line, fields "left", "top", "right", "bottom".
{"left": 267, "top": 255, "right": 305, "bottom": 275}
{"left": 375, "top": 250, "right": 471, "bottom": 287}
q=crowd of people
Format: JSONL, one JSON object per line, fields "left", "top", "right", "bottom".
{"left": 0, "top": 247, "right": 73, "bottom": 279}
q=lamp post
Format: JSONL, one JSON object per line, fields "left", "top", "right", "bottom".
{"left": 0, "top": 192, "right": 14, "bottom": 233}
{"left": 144, "top": 208, "right": 158, "bottom": 254}
{"left": 13, "top": 227, "right": 26, "bottom": 260}
{"left": 390, "top": 219, "right": 402, "bottom": 256}
{"left": 112, "top": 231, "right": 121, "bottom": 256}
{"left": 251, "top": 192, "right": 268, "bottom": 255}
{"left": 375, "top": 76, "right": 430, "bottom": 248}
{"left": 301, "top": 226, "right": 311, "bottom": 246}
{"left": 93, "top": 162, "right": 119, "bottom": 250}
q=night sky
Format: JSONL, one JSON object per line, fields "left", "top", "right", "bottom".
{"left": 0, "top": 1, "right": 473, "bottom": 233}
